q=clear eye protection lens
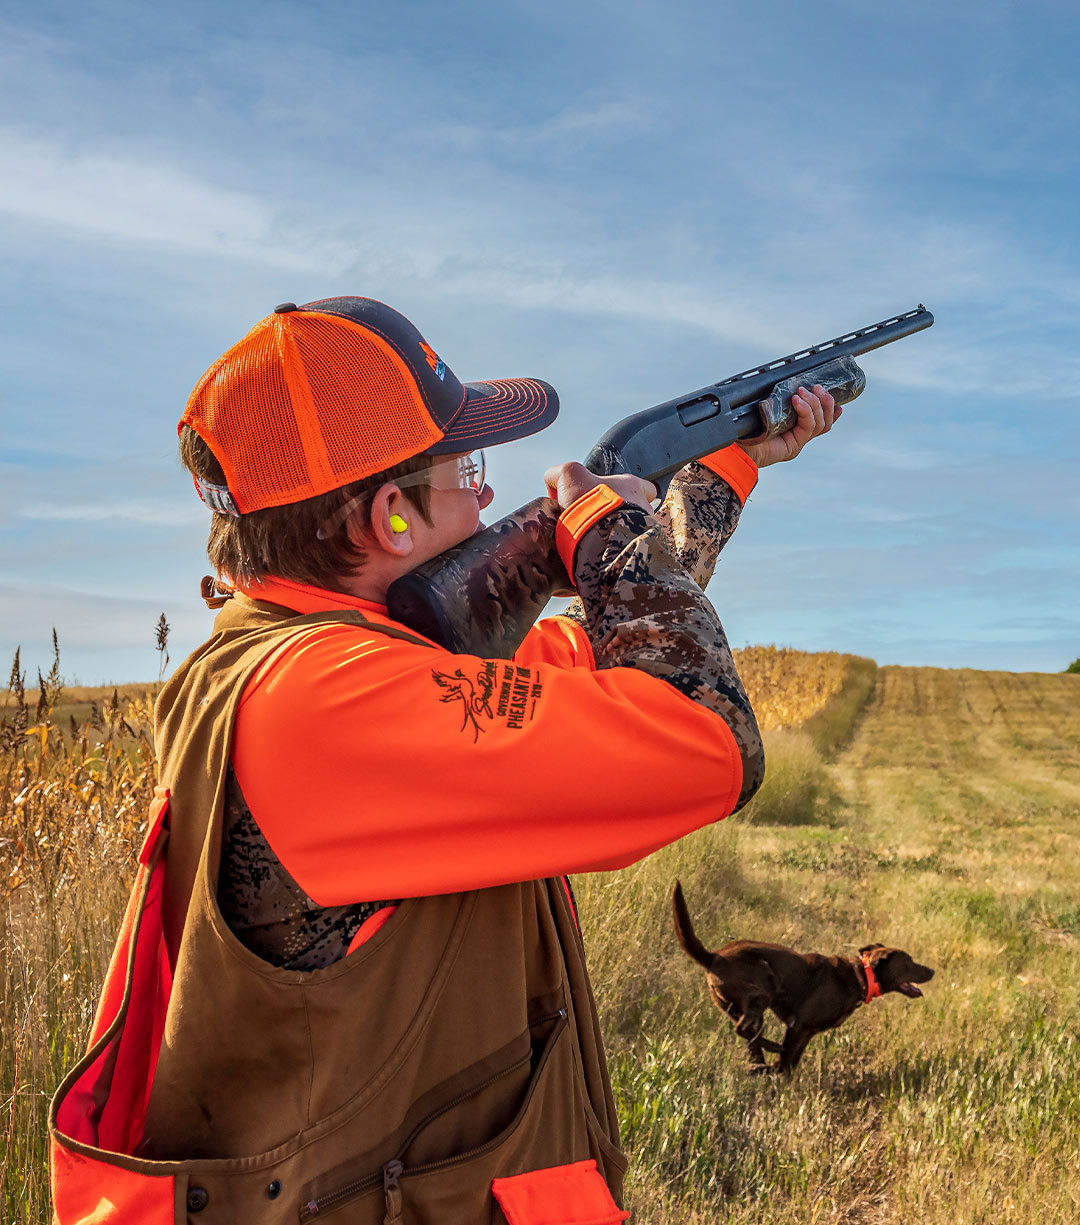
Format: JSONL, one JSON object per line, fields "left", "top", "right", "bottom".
{"left": 458, "top": 450, "right": 485, "bottom": 492}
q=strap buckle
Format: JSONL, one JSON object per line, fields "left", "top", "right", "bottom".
{"left": 200, "top": 575, "right": 236, "bottom": 609}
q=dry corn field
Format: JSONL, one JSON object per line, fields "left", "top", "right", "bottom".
{"left": 733, "top": 646, "right": 849, "bottom": 731}
{"left": 2, "top": 646, "right": 1079, "bottom": 1223}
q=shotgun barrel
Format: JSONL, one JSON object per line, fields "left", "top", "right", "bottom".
{"left": 584, "top": 306, "right": 933, "bottom": 485}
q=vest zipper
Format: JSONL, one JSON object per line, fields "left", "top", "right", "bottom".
{"left": 301, "top": 1008, "right": 567, "bottom": 1222}
{"left": 383, "top": 1159, "right": 404, "bottom": 1225}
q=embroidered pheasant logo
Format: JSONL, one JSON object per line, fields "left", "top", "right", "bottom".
{"left": 432, "top": 667, "right": 490, "bottom": 742}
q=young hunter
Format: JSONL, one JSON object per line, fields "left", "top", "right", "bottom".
{"left": 50, "top": 297, "right": 839, "bottom": 1224}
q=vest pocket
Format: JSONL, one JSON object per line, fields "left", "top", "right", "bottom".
{"left": 300, "top": 1006, "right": 614, "bottom": 1223}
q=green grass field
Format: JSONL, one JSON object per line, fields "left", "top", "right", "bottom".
{"left": 2, "top": 660, "right": 1078, "bottom": 1223}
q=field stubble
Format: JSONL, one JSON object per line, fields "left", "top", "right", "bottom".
{"left": 2, "top": 648, "right": 1079, "bottom": 1223}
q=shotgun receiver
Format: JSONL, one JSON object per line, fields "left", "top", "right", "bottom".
{"left": 387, "top": 305, "right": 934, "bottom": 657}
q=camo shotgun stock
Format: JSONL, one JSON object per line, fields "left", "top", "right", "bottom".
{"left": 387, "top": 306, "right": 934, "bottom": 657}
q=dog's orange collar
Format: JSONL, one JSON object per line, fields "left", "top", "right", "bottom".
{"left": 860, "top": 952, "right": 881, "bottom": 1004}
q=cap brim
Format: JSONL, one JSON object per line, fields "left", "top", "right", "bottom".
{"left": 427, "top": 378, "right": 559, "bottom": 454}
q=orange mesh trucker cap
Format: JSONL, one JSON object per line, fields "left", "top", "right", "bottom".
{"left": 180, "top": 296, "right": 559, "bottom": 515}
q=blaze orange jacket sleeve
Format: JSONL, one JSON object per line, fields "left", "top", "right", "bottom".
{"left": 231, "top": 620, "right": 743, "bottom": 905}
{"left": 513, "top": 614, "right": 596, "bottom": 670}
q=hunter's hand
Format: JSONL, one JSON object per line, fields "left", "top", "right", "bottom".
{"left": 544, "top": 462, "right": 658, "bottom": 513}
{"left": 738, "top": 384, "right": 841, "bottom": 468}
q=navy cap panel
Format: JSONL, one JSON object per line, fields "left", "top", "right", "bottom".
{"left": 299, "top": 296, "right": 466, "bottom": 429}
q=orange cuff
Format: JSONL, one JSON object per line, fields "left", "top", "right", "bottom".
{"left": 555, "top": 484, "right": 625, "bottom": 580}
{"left": 697, "top": 444, "right": 758, "bottom": 503}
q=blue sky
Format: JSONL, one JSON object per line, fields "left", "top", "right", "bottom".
{"left": 1, "top": 0, "right": 1077, "bottom": 684}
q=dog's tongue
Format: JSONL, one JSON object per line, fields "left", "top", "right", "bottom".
{"left": 898, "top": 983, "right": 923, "bottom": 998}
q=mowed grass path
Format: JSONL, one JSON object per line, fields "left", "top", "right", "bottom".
{"left": 579, "top": 666, "right": 1080, "bottom": 1223}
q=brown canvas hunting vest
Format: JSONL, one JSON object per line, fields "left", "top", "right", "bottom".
{"left": 135, "top": 594, "right": 626, "bottom": 1222}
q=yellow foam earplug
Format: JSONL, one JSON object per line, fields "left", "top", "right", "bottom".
{"left": 389, "top": 514, "right": 409, "bottom": 534}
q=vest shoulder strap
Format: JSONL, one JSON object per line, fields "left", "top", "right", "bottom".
{"left": 229, "top": 596, "right": 440, "bottom": 651}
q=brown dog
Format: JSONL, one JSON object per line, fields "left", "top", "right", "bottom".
{"left": 672, "top": 881, "right": 934, "bottom": 1073}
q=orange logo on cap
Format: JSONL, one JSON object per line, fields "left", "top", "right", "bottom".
{"left": 419, "top": 340, "right": 446, "bottom": 381}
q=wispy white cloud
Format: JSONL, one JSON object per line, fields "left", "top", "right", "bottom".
{"left": 2, "top": 112, "right": 1076, "bottom": 407}
{"left": 18, "top": 499, "right": 204, "bottom": 525}
{"left": 842, "top": 440, "right": 945, "bottom": 472}
{"left": 438, "top": 98, "right": 651, "bottom": 150}
{"left": 0, "top": 126, "right": 337, "bottom": 270}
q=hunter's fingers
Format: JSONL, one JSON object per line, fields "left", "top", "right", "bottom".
{"left": 811, "top": 384, "right": 838, "bottom": 431}
{"left": 543, "top": 462, "right": 654, "bottom": 512}
{"left": 604, "top": 473, "right": 658, "bottom": 511}
{"left": 543, "top": 461, "right": 589, "bottom": 506}
{"left": 793, "top": 387, "right": 827, "bottom": 436}
{"left": 804, "top": 388, "right": 827, "bottom": 434}
{"left": 790, "top": 391, "right": 818, "bottom": 442}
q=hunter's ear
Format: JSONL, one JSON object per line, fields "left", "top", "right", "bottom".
{"left": 364, "top": 485, "right": 415, "bottom": 558}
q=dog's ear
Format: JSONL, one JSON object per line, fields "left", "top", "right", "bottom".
{"left": 858, "top": 943, "right": 885, "bottom": 956}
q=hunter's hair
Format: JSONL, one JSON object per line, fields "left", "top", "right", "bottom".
{"left": 179, "top": 426, "right": 435, "bottom": 590}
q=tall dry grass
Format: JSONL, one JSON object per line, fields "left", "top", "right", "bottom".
{"left": 1, "top": 647, "right": 155, "bottom": 1222}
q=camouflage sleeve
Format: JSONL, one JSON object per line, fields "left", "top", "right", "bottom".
{"left": 558, "top": 457, "right": 743, "bottom": 621}
{"left": 559, "top": 461, "right": 744, "bottom": 635}
{"left": 653, "top": 459, "right": 746, "bottom": 591}
{"left": 562, "top": 494, "right": 763, "bottom": 810}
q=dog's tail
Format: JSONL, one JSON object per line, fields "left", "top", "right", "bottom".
{"left": 671, "top": 880, "right": 714, "bottom": 969}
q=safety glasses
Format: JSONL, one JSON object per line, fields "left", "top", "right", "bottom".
{"left": 316, "top": 451, "right": 486, "bottom": 540}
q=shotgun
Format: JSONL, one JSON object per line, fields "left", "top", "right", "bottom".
{"left": 386, "top": 305, "right": 934, "bottom": 657}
